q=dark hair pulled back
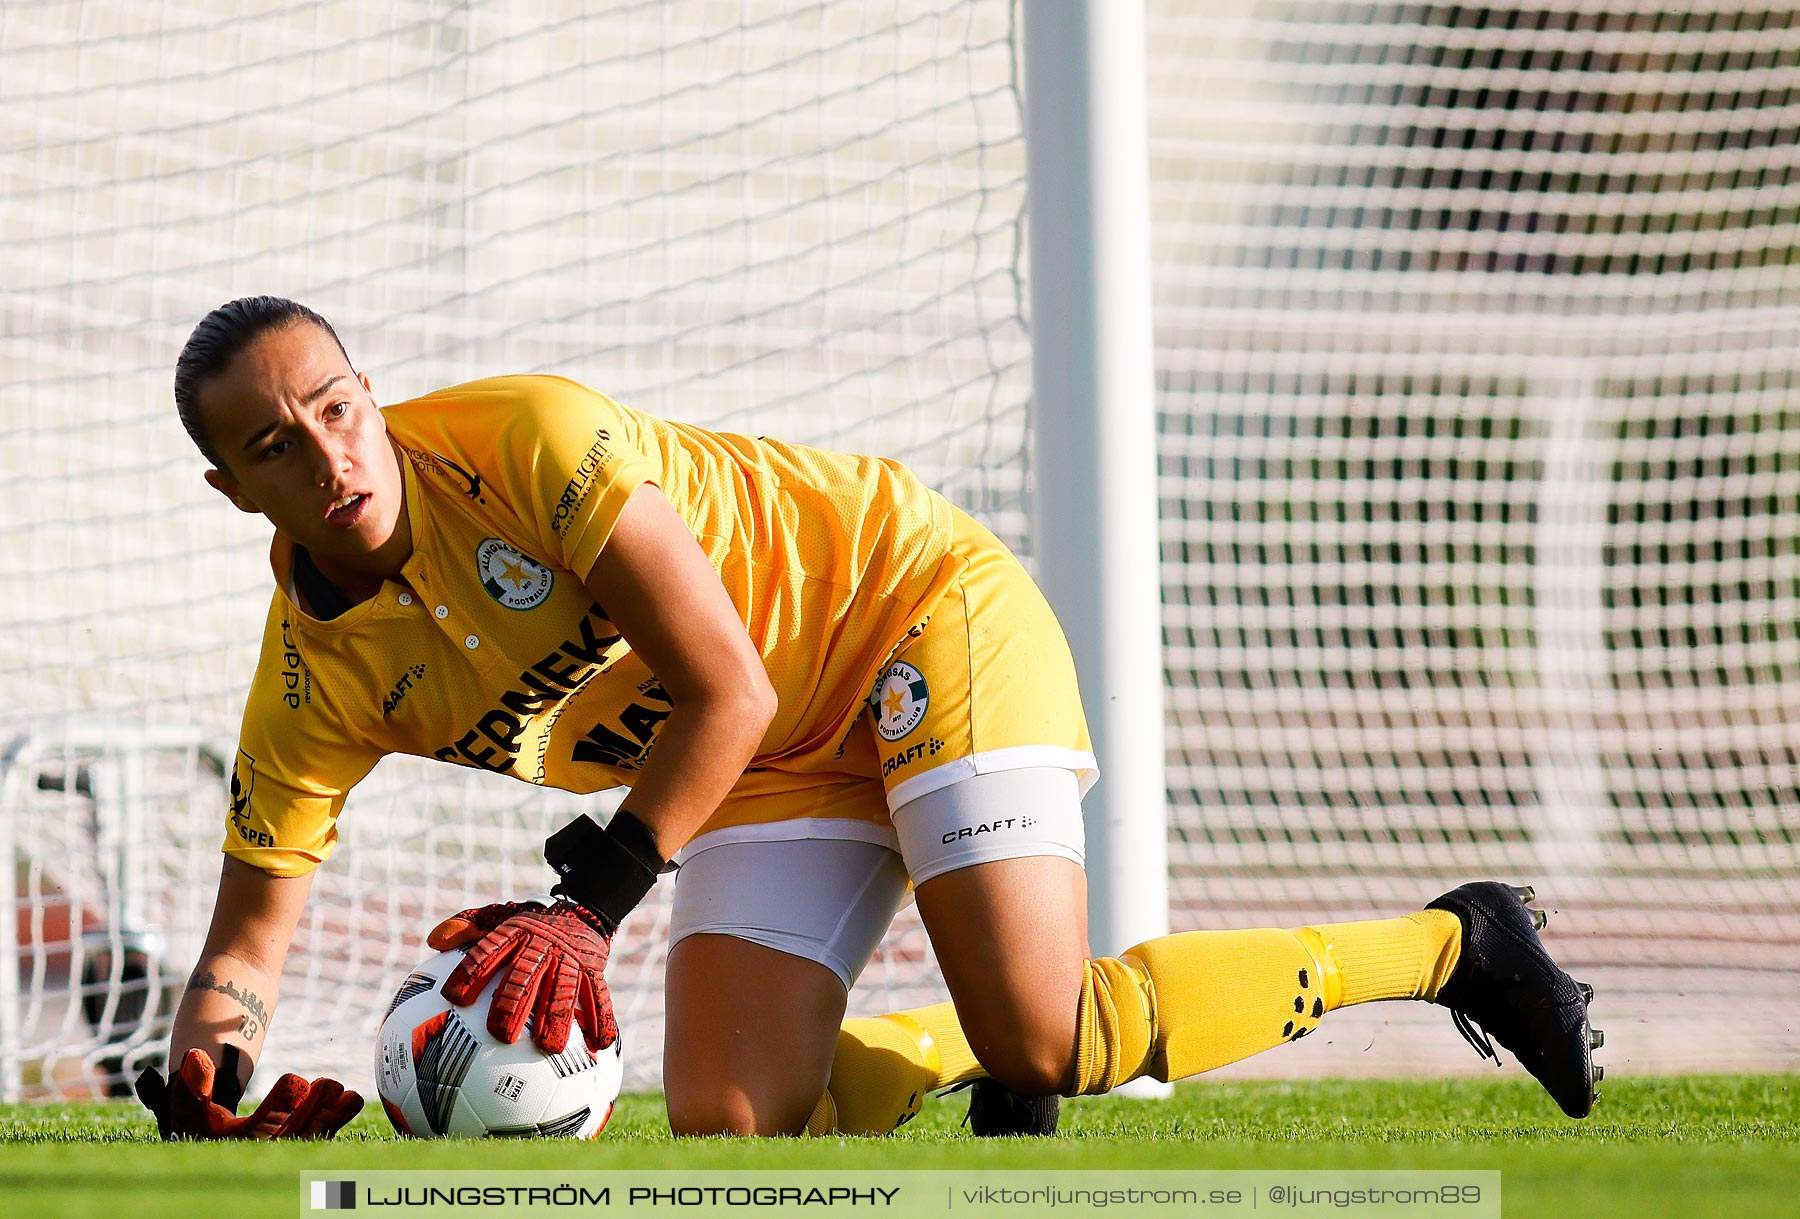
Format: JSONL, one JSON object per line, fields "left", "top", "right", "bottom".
{"left": 174, "top": 296, "right": 351, "bottom": 469}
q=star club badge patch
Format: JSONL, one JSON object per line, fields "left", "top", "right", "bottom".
{"left": 476, "top": 538, "right": 554, "bottom": 610}
{"left": 870, "top": 660, "right": 930, "bottom": 742}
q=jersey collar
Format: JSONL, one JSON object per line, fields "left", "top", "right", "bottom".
{"left": 268, "top": 448, "right": 430, "bottom": 631}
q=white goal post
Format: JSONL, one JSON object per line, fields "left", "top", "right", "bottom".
{"left": 4, "top": 1, "right": 1798, "bottom": 1103}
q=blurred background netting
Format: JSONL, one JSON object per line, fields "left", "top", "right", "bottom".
{"left": 1151, "top": 1, "right": 1800, "bottom": 1075}
{"left": 1, "top": 1, "right": 1795, "bottom": 1099}
{"left": 0, "top": 0, "right": 1030, "bottom": 1097}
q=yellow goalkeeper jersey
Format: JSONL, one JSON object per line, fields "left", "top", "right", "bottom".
{"left": 226, "top": 375, "right": 961, "bottom": 876}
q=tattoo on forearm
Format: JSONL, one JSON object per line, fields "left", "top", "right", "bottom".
{"left": 186, "top": 970, "right": 271, "bottom": 1041}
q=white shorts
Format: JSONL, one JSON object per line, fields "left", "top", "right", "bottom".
{"left": 667, "top": 767, "right": 1086, "bottom": 988}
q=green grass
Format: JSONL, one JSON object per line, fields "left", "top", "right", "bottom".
{"left": 1, "top": 1075, "right": 1794, "bottom": 1218}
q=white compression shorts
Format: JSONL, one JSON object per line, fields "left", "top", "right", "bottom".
{"left": 890, "top": 765, "right": 1084, "bottom": 885}
{"left": 667, "top": 767, "right": 1086, "bottom": 988}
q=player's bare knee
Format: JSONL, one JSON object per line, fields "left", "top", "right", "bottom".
{"left": 667, "top": 1092, "right": 806, "bottom": 1138}
{"left": 953, "top": 987, "right": 1082, "bottom": 1097}
{"left": 970, "top": 1032, "right": 1077, "bottom": 1097}
{"left": 667, "top": 1105, "right": 755, "bottom": 1137}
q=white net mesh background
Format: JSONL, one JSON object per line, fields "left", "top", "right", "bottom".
{"left": 1150, "top": 1, "right": 1800, "bottom": 1077}
{"left": 0, "top": 0, "right": 1027, "bottom": 1096}
{"left": 4, "top": 0, "right": 1798, "bottom": 1104}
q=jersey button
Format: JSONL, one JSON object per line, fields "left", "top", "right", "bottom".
{"left": 464, "top": 634, "right": 480, "bottom": 649}
{"left": 435, "top": 605, "right": 449, "bottom": 619}
{"left": 397, "top": 593, "right": 413, "bottom": 606}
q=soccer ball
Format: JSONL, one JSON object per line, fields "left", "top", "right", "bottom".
{"left": 374, "top": 948, "right": 623, "bottom": 1138}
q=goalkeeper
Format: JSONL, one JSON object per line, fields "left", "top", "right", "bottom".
{"left": 142, "top": 296, "right": 1602, "bottom": 1141}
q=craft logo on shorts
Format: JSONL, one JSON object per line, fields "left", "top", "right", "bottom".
{"left": 476, "top": 538, "right": 554, "bottom": 609}
{"left": 870, "top": 661, "right": 930, "bottom": 742}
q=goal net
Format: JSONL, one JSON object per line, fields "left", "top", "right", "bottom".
{"left": 0, "top": 0, "right": 1030, "bottom": 1098}
{"left": 3, "top": 0, "right": 1796, "bottom": 1103}
{"left": 1149, "top": 1, "right": 1800, "bottom": 1076}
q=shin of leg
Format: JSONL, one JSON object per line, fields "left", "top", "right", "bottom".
{"left": 914, "top": 855, "right": 1088, "bottom": 1096}
{"left": 1067, "top": 915, "right": 1468, "bottom": 1094}
{"left": 1122, "top": 927, "right": 1334, "bottom": 1083}
{"left": 1065, "top": 929, "right": 1334, "bottom": 1096}
{"left": 663, "top": 934, "right": 847, "bottom": 1136}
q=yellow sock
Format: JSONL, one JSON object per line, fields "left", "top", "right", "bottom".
{"left": 805, "top": 1002, "right": 984, "bottom": 1136}
{"left": 1307, "top": 911, "right": 1463, "bottom": 1006}
{"left": 807, "top": 911, "right": 1464, "bottom": 1115}
{"left": 1070, "top": 910, "right": 1463, "bottom": 1095}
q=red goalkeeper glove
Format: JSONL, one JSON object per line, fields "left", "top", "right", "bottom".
{"left": 428, "top": 896, "right": 617, "bottom": 1055}
{"left": 430, "top": 810, "right": 667, "bottom": 1054}
{"left": 429, "top": 810, "right": 667, "bottom": 1054}
{"left": 134, "top": 1046, "right": 363, "bottom": 1141}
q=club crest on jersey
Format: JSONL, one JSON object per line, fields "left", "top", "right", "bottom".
{"left": 870, "top": 661, "right": 930, "bottom": 742}
{"left": 226, "top": 749, "right": 275, "bottom": 849}
{"left": 229, "top": 749, "right": 256, "bottom": 820}
{"left": 476, "top": 538, "right": 554, "bottom": 610}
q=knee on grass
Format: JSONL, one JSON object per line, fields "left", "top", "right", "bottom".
{"left": 666, "top": 1090, "right": 815, "bottom": 1138}
{"left": 968, "top": 1026, "right": 1077, "bottom": 1098}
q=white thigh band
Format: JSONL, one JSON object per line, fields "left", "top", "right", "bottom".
{"left": 891, "top": 766, "right": 1086, "bottom": 886}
